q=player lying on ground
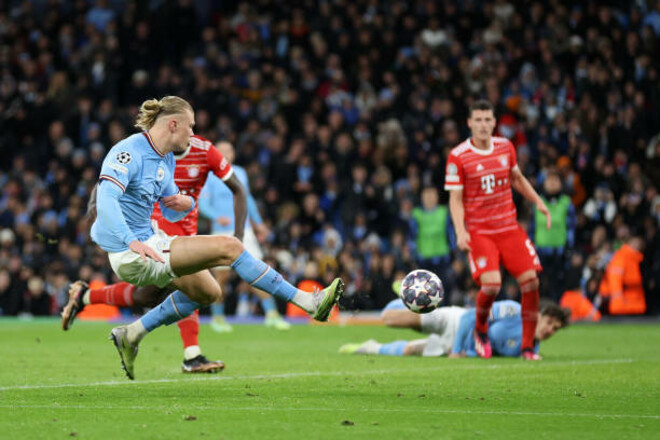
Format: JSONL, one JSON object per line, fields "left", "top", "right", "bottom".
{"left": 63, "top": 131, "right": 248, "bottom": 374}
{"left": 339, "top": 299, "right": 569, "bottom": 358}
{"left": 90, "top": 96, "right": 344, "bottom": 379}
{"left": 445, "top": 99, "right": 551, "bottom": 360}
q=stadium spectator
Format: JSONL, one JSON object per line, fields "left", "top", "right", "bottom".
{"left": 410, "top": 186, "right": 456, "bottom": 304}
{"left": 0, "top": 0, "right": 657, "bottom": 315}
{"left": 598, "top": 236, "right": 646, "bottom": 315}
{"left": 531, "top": 170, "right": 577, "bottom": 300}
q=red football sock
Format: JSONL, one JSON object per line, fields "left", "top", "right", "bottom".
{"left": 521, "top": 279, "right": 540, "bottom": 351}
{"left": 89, "top": 282, "right": 135, "bottom": 306}
{"left": 177, "top": 310, "right": 200, "bottom": 349}
{"left": 475, "top": 285, "right": 498, "bottom": 334}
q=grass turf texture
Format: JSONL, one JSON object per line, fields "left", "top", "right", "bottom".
{"left": 1, "top": 320, "right": 659, "bottom": 439}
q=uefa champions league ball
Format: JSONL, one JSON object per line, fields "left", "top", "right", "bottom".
{"left": 400, "top": 269, "right": 444, "bottom": 314}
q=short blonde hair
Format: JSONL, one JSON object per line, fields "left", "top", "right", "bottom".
{"left": 134, "top": 96, "right": 193, "bottom": 131}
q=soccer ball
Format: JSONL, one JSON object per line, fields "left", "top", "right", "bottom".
{"left": 400, "top": 269, "right": 444, "bottom": 314}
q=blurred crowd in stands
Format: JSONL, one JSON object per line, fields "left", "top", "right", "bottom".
{"left": 0, "top": 0, "right": 658, "bottom": 317}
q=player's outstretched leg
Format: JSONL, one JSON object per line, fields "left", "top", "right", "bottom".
{"left": 230, "top": 250, "right": 343, "bottom": 321}
{"left": 177, "top": 310, "right": 225, "bottom": 373}
{"left": 169, "top": 236, "right": 344, "bottom": 322}
{"left": 340, "top": 339, "right": 426, "bottom": 356}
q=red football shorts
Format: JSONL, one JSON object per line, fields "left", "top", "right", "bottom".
{"left": 153, "top": 217, "right": 191, "bottom": 237}
{"left": 467, "top": 225, "right": 542, "bottom": 284}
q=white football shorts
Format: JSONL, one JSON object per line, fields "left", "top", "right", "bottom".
{"left": 420, "top": 306, "right": 467, "bottom": 357}
{"left": 108, "top": 228, "right": 177, "bottom": 288}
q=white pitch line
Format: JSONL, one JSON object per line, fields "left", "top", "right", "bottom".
{"left": 0, "top": 358, "right": 634, "bottom": 392}
{"left": 0, "top": 404, "right": 658, "bottom": 420}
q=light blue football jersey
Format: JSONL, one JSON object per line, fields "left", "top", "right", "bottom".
{"left": 198, "top": 165, "right": 263, "bottom": 234}
{"left": 452, "top": 300, "right": 539, "bottom": 357}
{"left": 91, "top": 132, "right": 180, "bottom": 252}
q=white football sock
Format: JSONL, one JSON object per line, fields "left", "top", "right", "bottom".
{"left": 291, "top": 290, "right": 314, "bottom": 313}
{"left": 183, "top": 345, "right": 202, "bottom": 361}
{"left": 126, "top": 320, "right": 148, "bottom": 344}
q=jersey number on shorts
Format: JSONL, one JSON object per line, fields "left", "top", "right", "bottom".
{"left": 525, "top": 239, "right": 541, "bottom": 266}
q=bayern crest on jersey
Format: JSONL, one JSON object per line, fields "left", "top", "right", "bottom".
{"left": 187, "top": 166, "right": 200, "bottom": 178}
{"left": 499, "top": 155, "right": 508, "bottom": 167}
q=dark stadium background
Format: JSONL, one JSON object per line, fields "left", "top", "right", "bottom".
{"left": 0, "top": 0, "right": 658, "bottom": 317}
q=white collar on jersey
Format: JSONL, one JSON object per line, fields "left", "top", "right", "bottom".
{"left": 174, "top": 145, "right": 192, "bottom": 160}
{"left": 468, "top": 137, "right": 494, "bottom": 155}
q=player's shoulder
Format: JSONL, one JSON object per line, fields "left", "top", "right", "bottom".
{"left": 107, "top": 133, "right": 145, "bottom": 162}
{"left": 188, "top": 135, "right": 213, "bottom": 152}
{"left": 449, "top": 139, "right": 472, "bottom": 158}
{"left": 492, "top": 136, "right": 514, "bottom": 150}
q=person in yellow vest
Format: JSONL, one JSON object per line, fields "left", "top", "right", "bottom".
{"left": 531, "top": 170, "right": 576, "bottom": 301}
{"left": 598, "top": 236, "right": 646, "bottom": 315}
{"left": 410, "top": 186, "right": 455, "bottom": 305}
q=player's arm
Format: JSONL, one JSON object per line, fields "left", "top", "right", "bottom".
{"left": 159, "top": 194, "right": 194, "bottom": 218}
{"left": 449, "top": 189, "right": 470, "bottom": 251}
{"left": 158, "top": 177, "right": 194, "bottom": 222}
{"left": 206, "top": 143, "right": 247, "bottom": 241}
{"left": 86, "top": 184, "right": 98, "bottom": 224}
{"left": 159, "top": 157, "right": 194, "bottom": 221}
{"left": 445, "top": 154, "right": 470, "bottom": 251}
{"left": 510, "top": 166, "right": 551, "bottom": 229}
{"left": 222, "top": 173, "right": 247, "bottom": 241}
{"left": 96, "top": 181, "right": 163, "bottom": 262}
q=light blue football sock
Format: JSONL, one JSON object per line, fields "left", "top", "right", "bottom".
{"left": 238, "top": 293, "right": 250, "bottom": 307}
{"left": 231, "top": 250, "right": 297, "bottom": 301}
{"left": 140, "top": 291, "right": 200, "bottom": 332}
{"left": 378, "top": 341, "right": 407, "bottom": 356}
{"left": 260, "top": 297, "right": 277, "bottom": 314}
{"left": 211, "top": 302, "right": 225, "bottom": 318}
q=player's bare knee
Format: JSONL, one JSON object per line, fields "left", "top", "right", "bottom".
{"left": 482, "top": 283, "right": 501, "bottom": 296}
{"left": 195, "top": 285, "right": 223, "bottom": 306}
{"left": 520, "top": 277, "right": 539, "bottom": 293}
{"left": 214, "top": 235, "right": 244, "bottom": 261}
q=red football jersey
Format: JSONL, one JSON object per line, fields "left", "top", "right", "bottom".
{"left": 444, "top": 136, "right": 519, "bottom": 235}
{"left": 152, "top": 135, "right": 233, "bottom": 236}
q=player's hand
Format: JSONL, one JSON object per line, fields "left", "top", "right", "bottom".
{"left": 448, "top": 352, "right": 466, "bottom": 359}
{"left": 161, "top": 194, "right": 192, "bottom": 211}
{"left": 457, "top": 230, "right": 471, "bottom": 252}
{"left": 129, "top": 240, "right": 165, "bottom": 263}
{"left": 537, "top": 199, "right": 551, "bottom": 229}
{"left": 217, "top": 216, "right": 232, "bottom": 226}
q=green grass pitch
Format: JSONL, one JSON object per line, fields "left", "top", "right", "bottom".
{"left": 1, "top": 319, "right": 659, "bottom": 439}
